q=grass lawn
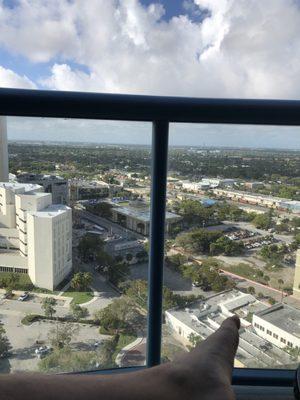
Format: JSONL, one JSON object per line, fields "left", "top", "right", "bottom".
{"left": 64, "top": 288, "right": 94, "bottom": 304}
{"left": 222, "top": 263, "right": 267, "bottom": 283}
{"left": 112, "top": 334, "right": 136, "bottom": 361}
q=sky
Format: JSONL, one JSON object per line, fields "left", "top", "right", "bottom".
{"left": 1, "top": 0, "right": 300, "bottom": 148}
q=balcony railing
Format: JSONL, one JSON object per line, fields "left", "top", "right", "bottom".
{"left": 1, "top": 88, "right": 300, "bottom": 389}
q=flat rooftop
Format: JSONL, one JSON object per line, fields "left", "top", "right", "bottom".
{"left": 256, "top": 304, "right": 300, "bottom": 338}
{"left": 113, "top": 204, "right": 181, "bottom": 222}
{"left": 18, "top": 173, "right": 65, "bottom": 182}
{"left": 214, "top": 188, "right": 300, "bottom": 205}
{"left": 70, "top": 180, "right": 109, "bottom": 188}
{"left": 166, "top": 291, "right": 290, "bottom": 368}
{"left": 29, "top": 204, "right": 70, "bottom": 218}
{"left": 0, "top": 182, "right": 42, "bottom": 193}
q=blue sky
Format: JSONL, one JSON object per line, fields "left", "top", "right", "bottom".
{"left": 1, "top": 0, "right": 300, "bottom": 148}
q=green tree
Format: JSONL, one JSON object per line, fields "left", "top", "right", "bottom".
{"left": 88, "top": 202, "right": 112, "bottom": 219}
{"left": 41, "top": 297, "right": 57, "bottom": 318}
{"left": 78, "top": 234, "right": 104, "bottom": 261}
{"left": 188, "top": 333, "right": 202, "bottom": 348}
{"left": 0, "top": 322, "right": 11, "bottom": 358}
{"left": 48, "top": 322, "right": 79, "bottom": 349}
{"left": 268, "top": 297, "right": 276, "bottom": 305}
{"left": 210, "top": 236, "right": 244, "bottom": 256}
{"left": 176, "top": 228, "right": 222, "bottom": 253}
{"left": 252, "top": 213, "right": 273, "bottom": 230}
{"left": 70, "top": 303, "right": 89, "bottom": 320}
{"left": 247, "top": 286, "right": 256, "bottom": 295}
{"left": 107, "top": 263, "right": 129, "bottom": 287}
{"left": 94, "top": 298, "right": 139, "bottom": 334}
{"left": 70, "top": 272, "right": 93, "bottom": 291}
{"left": 3, "top": 272, "right": 20, "bottom": 291}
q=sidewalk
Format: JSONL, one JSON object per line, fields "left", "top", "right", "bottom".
{"left": 115, "top": 336, "right": 146, "bottom": 367}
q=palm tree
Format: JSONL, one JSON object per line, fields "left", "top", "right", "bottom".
{"left": 82, "top": 272, "right": 93, "bottom": 291}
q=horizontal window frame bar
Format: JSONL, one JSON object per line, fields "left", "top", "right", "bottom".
{"left": 1, "top": 88, "right": 300, "bottom": 125}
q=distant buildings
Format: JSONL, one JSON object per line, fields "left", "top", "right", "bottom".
{"left": 111, "top": 200, "right": 182, "bottom": 236}
{"left": 213, "top": 188, "right": 300, "bottom": 214}
{"left": 179, "top": 178, "right": 237, "bottom": 193}
{"left": 17, "top": 173, "right": 69, "bottom": 204}
{"left": 0, "top": 182, "right": 72, "bottom": 290}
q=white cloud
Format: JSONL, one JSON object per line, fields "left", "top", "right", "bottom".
{"left": 1, "top": 0, "right": 300, "bottom": 99}
{"left": 0, "top": 66, "right": 36, "bottom": 89}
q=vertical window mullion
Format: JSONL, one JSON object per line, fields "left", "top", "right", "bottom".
{"left": 147, "top": 120, "right": 169, "bottom": 367}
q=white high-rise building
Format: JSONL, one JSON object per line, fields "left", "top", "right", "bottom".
{"left": 0, "top": 182, "right": 72, "bottom": 290}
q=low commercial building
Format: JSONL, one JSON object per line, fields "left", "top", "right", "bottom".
{"left": 181, "top": 181, "right": 210, "bottom": 192}
{"left": 166, "top": 290, "right": 291, "bottom": 368}
{"left": 201, "top": 178, "right": 236, "bottom": 188}
{"left": 253, "top": 304, "right": 300, "bottom": 350}
{"left": 244, "top": 182, "right": 265, "bottom": 190}
{"left": 111, "top": 200, "right": 182, "bottom": 236}
{"left": 17, "top": 173, "right": 69, "bottom": 204}
{"left": 0, "top": 182, "right": 72, "bottom": 290}
{"left": 213, "top": 189, "right": 300, "bottom": 213}
{"left": 70, "top": 180, "right": 110, "bottom": 202}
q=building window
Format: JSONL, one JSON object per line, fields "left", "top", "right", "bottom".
{"left": 287, "top": 341, "right": 293, "bottom": 347}
{"left": 280, "top": 338, "right": 286, "bottom": 344}
{"left": 267, "top": 330, "right": 272, "bottom": 335}
{"left": 273, "top": 333, "right": 278, "bottom": 339}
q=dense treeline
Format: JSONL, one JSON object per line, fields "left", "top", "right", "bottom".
{"left": 8, "top": 143, "right": 300, "bottom": 181}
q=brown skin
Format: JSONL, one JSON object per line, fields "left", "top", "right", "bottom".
{"left": 0, "top": 316, "right": 240, "bottom": 400}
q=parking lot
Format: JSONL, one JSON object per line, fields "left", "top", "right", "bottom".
{"left": 0, "top": 301, "right": 106, "bottom": 373}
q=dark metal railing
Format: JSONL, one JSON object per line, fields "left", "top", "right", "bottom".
{"left": 1, "top": 88, "right": 300, "bottom": 385}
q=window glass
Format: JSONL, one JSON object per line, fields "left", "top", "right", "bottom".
{"left": 162, "top": 123, "right": 300, "bottom": 369}
{"left": 0, "top": 116, "right": 151, "bottom": 374}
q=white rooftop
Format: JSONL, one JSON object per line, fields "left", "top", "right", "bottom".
{"left": 29, "top": 204, "right": 71, "bottom": 218}
{"left": 0, "top": 182, "right": 42, "bottom": 193}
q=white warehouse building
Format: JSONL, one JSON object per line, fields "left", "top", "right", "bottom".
{"left": 0, "top": 182, "right": 72, "bottom": 290}
{"left": 253, "top": 304, "right": 300, "bottom": 350}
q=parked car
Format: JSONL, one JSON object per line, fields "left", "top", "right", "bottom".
{"left": 18, "top": 292, "right": 29, "bottom": 301}
{"left": 35, "top": 346, "right": 52, "bottom": 358}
